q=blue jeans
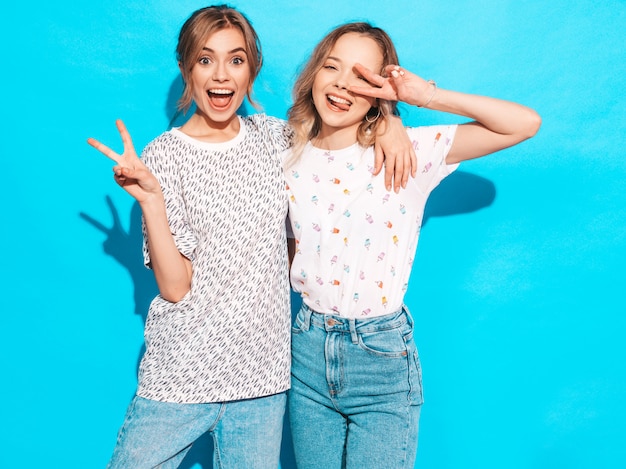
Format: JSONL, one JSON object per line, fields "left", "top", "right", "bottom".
{"left": 289, "top": 304, "right": 423, "bottom": 469}
{"left": 107, "top": 392, "right": 286, "bottom": 469}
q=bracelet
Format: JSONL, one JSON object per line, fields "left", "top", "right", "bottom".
{"left": 418, "top": 80, "right": 437, "bottom": 108}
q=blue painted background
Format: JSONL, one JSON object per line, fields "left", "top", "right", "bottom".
{"left": 1, "top": 1, "right": 625, "bottom": 468}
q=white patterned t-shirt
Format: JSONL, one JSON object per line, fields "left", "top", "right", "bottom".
{"left": 285, "top": 125, "right": 457, "bottom": 319}
{"left": 137, "top": 114, "right": 292, "bottom": 403}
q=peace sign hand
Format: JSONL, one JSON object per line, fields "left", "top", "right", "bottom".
{"left": 87, "top": 119, "right": 162, "bottom": 204}
{"left": 350, "top": 64, "right": 434, "bottom": 108}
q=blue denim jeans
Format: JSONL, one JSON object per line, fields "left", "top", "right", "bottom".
{"left": 107, "top": 392, "right": 286, "bottom": 469}
{"left": 289, "top": 304, "right": 423, "bottom": 469}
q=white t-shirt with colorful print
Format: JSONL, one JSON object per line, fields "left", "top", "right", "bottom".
{"left": 285, "top": 125, "right": 458, "bottom": 319}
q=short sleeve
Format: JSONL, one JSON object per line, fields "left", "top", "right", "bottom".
{"left": 407, "top": 125, "right": 458, "bottom": 195}
{"left": 140, "top": 137, "right": 198, "bottom": 268}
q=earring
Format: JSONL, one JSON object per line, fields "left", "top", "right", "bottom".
{"left": 365, "top": 107, "right": 381, "bottom": 123}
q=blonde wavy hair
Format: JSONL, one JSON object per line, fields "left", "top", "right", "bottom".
{"left": 287, "top": 22, "right": 400, "bottom": 164}
{"left": 175, "top": 5, "right": 262, "bottom": 113}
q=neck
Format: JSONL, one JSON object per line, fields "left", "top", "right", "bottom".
{"left": 312, "top": 124, "right": 359, "bottom": 150}
{"left": 180, "top": 112, "right": 240, "bottom": 143}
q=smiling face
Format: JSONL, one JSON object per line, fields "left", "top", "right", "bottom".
{"left": 311, "top": 32, "right": 383, "bottom": 148}
{"left": 186, "top": 27, "right": 252, "bottom": 130}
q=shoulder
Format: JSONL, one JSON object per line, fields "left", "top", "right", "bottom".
{"left": 244, "top": 113, "right": 293, "bottom": 151}
{"left": 405, "top": 125, "right": 459, "bottom": 191}
{"left": 140, "top": 129, "right": 188, "bottom": 169}
{"left": 405, "top": 124, "right": 457, "bottom": 144}
{"left": 142, "top": 129, "right": 183, "bottom": 153}
{"left": 243, "top": 113, "right": 288, "bottom": 132}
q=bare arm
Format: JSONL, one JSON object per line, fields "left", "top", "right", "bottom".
{"left": 350, "top": 64, "right": 541, "bottom": 164}
{"left": 87, "top": 120, "right": 192, "bottom": 302}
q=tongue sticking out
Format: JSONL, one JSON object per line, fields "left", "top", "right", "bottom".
{"left": 327, "top": 95, "right": 350, "bottom": 112}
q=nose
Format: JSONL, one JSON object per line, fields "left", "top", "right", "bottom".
{"left": 213, "top": 61, "right": 229, "bottom": 82}
{"left": 334, "top": 70, "right": 349, "bottom": 90}
{"left": 335, "top": 79, "right": 347, "bottom": 90}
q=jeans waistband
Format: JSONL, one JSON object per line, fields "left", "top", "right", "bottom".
{"left": 299, "top": 303, "right": 413, "bottom": 338}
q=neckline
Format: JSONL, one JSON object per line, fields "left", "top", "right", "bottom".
{"left": 307, "top": 140, "right": 363, "bottom": 155}
{"left": 170, "top": 116, "right": 247, "bottom": 150}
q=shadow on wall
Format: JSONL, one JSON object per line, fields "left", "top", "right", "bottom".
{"left": 167, "top": 75, "right": 187, "bottom": 129}
{"left": 79, "top": 198, "right": 156, "bottom": 372}
{"left": 423, "top": 170, "right": 496, "bottom": 226}
{"left": 79, "top": 198, "right": 156, "bottom": 324}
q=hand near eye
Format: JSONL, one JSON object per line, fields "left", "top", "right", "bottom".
{"left": 87, "top": 119, "right": 163, "bottom": 204}
{"left": 352, "top": 63, "right": 542, "bottom": 166}
{"left": 350, "top": 63, "right": 434, "bottom": 108}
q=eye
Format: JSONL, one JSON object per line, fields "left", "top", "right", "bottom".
{"left": 323, "top": 64, "right": 337, "bottom": 71}
{"left": 198, "top": 56, "right": 211, "bottom": 65}
{"left": 231, "top": 56, "right": 245, "bottom": 65}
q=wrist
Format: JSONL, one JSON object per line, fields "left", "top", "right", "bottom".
{"left": 417, "top": 80, "right": 437, "bottom": 108}
{"left": 374, "top": 117, "right": 391, "bottom": 136}
{"left": 139, "top": 191, "right": 165, "bottom": 211}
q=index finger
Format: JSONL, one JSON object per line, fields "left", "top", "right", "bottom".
{"left": 86, "top": 136, "right": 122, "bottom": 165}
{"left": 78, "top": 211, "right": 110, "bottom": 234}
{"left": 353, "top": 63, "right": 385, "bottom": 87}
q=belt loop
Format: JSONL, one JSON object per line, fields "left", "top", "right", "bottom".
{"left": 402, "top": 304, "right": 413, "bottom": 328}
{"left": 349, "top": 319, "right": 358, "bottom": 344}
{"left": 301, "top": 304, "right": 312, "bottom": 331}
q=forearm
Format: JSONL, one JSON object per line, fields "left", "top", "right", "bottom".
{"left": 140, "top": 195, "right": 192, "bottom": 302}
{"left": 411, "top": 81, "right": 541, "bottom": 163}
{"left": 421, "top": 86, "right": 541, "bottom": 139}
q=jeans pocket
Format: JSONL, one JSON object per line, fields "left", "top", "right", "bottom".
{"left": 357, "top": 327, "right": 407, "bottom": 357}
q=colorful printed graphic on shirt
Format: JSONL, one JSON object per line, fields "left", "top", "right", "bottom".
{"left": 285, "top": 125, "right": 457, "bottom": 319}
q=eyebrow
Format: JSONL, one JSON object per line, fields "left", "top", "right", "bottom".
{"left": 202, "top": 47, "right": 248, "bottom": 55}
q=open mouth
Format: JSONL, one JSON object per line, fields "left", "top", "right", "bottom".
{"left": 327, "top": 94, "right": 351, "bottom": 111}
{"left": 207, "top": 88, "right": 235, "bottom": 109}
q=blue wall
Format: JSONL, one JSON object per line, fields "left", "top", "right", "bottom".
{"left": 1, "top": 1, "right": 625, "bottom": 467}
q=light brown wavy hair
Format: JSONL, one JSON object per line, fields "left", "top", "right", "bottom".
{"left": 287, "top": 22, "right": 400, "bottom": 163}
{"left": 176, "top": 5, "right": 262, "bottom": 113}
